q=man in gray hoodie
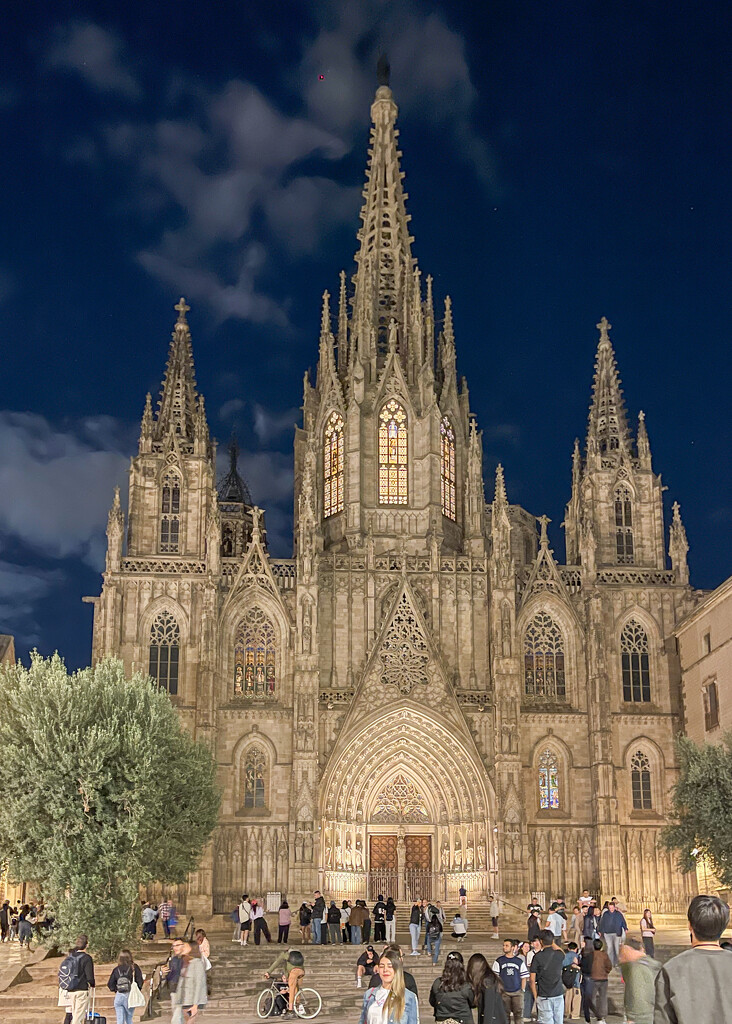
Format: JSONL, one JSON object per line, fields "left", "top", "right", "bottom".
{"left": 653, "top": 894, "right": 731, "bottom": 1024}
{"left": 619, "top": 939, "right": 661, "bottom": 1024}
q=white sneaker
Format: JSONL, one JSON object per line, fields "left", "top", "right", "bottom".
{"left": 356, "top": 979, "right": 361, "bottom": 988}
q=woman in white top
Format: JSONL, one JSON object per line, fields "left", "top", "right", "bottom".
{"left": 358, "top": 951, "right": 418, "bottom": 1024}
{"left": 640, "top": 908, "right": 656, "bottom": 957}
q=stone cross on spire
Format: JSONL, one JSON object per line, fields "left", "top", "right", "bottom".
{"left": 596, "top": 316, "right": 611, "bottom": 344}
{"left": 175, "top": 297, "right": 190, "bottom": 323}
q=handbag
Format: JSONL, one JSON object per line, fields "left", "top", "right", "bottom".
{"left": 202, "top": 954, "right": 212, "bottom": 972}
{"left": 128, "top": 980, "right": 146, "bottom": 1008}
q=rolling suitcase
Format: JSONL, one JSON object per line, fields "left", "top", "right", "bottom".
{"left": 86, "top": 989, "right": 107, "bottom": 1024}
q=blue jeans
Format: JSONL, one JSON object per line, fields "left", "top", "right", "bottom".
{"left": 537, "top": 994, "right": 564, "bottom": 1024}
{"left": 524, "top": 987, "right": 534, "bottom": 1020}
{"left": 426, "top": 933, "right": 442, "bottom": 963}
{"left": 351, "top": 925, "right": 362, "bottom": 945}
{"left": 312, "top": 917, "right": 321, "bottom": 944}
{"left": 409, "top": 923, "right": 420, "bottom": 952}
{"left": 114, "top": 992, "right": 134, "bottom": 1024}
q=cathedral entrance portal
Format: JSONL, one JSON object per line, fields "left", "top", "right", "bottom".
{"left": 320, "top": 707, "right": 498, "bottom": 903}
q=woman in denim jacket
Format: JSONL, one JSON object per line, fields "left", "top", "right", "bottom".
{"left": 359, "top": 951, "right": 418, "bottom": 1024}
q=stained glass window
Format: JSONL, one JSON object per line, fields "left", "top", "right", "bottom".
{"left": 234, "top": 606, "right": 276, "bottom": 698}
{"left": 539, "top": 749, "right": 560, "bottom": 809}
{"left": 524, "top": 611, "right": 566, "bottom": 699}
{"left": 630, "top": 750, "right": 652, "bottom": 809}
{"left": 440, "top": 417, "right": 456, "bottom": 520}
{"left": 149, "top": 610, "right": 180, "bottom": 695}
{"left": 323, "top": 411, "right": 344, "bottom": 518}
{"left": 614, "top": 486, "right": 634, "bottom": 564}
{"left": 160, "top": 472, "right": 181, "bottom": 552}
{"left": 621, "top": 619, "right": 650, "bottom": 702}
{"left": 378, "top": 399, "right": 408, "bottom": 505}
{"left": 243, "top": 745, "right": 267, "bottom": 808}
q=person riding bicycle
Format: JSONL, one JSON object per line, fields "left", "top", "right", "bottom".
{"left": 267, "top": 949, "right": 305, "bottom": 1016}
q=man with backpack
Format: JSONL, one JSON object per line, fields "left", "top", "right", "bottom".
{"left": 58, "top": 934, "right": 95, "bottom": 1024}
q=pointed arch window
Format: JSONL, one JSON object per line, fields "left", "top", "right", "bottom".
{"left": 630, "top": 750, "right": 652, "bottom": 809}
{"left": 323, "top": 411, "right": 344, "bottom": 518}
{"left": 243, "top": 745, "right": 267, "bottom": 808}
{"left": 621, "top": 619, "right": 650, "bottom": 702}
{"left": 440, "top": 417, "right": 456, "bottom": 520}
{"left": 160, "top": 471, "right": 181, "bottom": 552}
{"left": 538, "top": 749, "right": 560, "bottom": 809}
{"left": 148, "top": 610, "right": 180, "bottom": 695}
{"left": 234, "top": 606, "right": 277, "bottom": 699}
{"left": 614, "top": 486, "right": 634, "bottom": 564}
{"left": 524, "top": 611, "right": 566, "bottom": 700}
{"left": 379, "top": 399, "right": 408, "bottom": 505}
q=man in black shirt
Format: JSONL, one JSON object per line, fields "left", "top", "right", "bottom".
{"left": 67, "top": 933, "right": 95, "bottom": 1024}
{"left": 530, "top": 929, "right": 564, "bottom": 1024}
{"left": 373, "top": 895, "right": 387, "bottom": 943}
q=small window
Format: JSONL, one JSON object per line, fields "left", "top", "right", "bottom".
{"left": 630, "top": 750, "right": 652, "bottom": 810}
{"left": 148, "top": 610, "right": 180, "bottom": 695}
{"left": 160, "top": 472, "right": 181, "bottom": 553}
{"left": 704, "top": 681, "right": 719, "bottom": 731}
{"left": 538, "top": 749, "right": 560, "bottom": 809}
{"left": 323, "top": 411, "right": 345, "bottom": 518}
{"left": 614, "top": 486, "right": 634, "bottom": 564}
{"left": 703, "top": 632, "right": 711, "bottom": 656}
{"left": 243, "top": 746, "right": 267, "bottom": 808}
{"left": 378, "top": 399, "right": 408, "bottom": 505}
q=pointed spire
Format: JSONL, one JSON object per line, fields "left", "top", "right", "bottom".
{"left": 320, "top": 288, "right": 331, "bottom": 338}
{"left": 318, "top": 289, "right": 335, "bottom": 383}
{"left": 353, "top": 75, "right": 415, "bottom": 338}
{"left": 155, "top": 297, "right": 200, "bottom": 442}
{"left": 107, "top": 486, "right": 124, "bottom": 531}
{"left": 443, "top": 295, "right": 454, "bottom": 347}
{"left": 139, "top": 392, "right": 153, "bottom": 452}
{"left": 494, "top": 463, "right": 508, "bottom": 507}
{"left": 337, "top": 270, "right": 348, "bottom": 373}
{"left": 572, "top": 437, "right": 581, "bottom": 483}
{"left": 218, "top": 434, "right": 253, "bottom": 504}
{"left": 424, "top": 274, "right": 435, "bottom": 365}
{"left": 106, "top": 486, "right": 125, "bottom": 572}
{"left": 586, "top": 316, "right": 630, "bottom": 456}
{"left": 669, "top": 500, "right": 690, "bottom": 584}
{"left": 637, "top": 409, "right": 651, "bottom": 467}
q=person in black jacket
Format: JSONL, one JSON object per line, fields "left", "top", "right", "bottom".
{"left": 373, "top": 895, "right": 387, "bottom": 943}
{"left": 467, "top": 953, "right": 508, "bottom": 1024}
{"left": 429, "top": 950, "right": 475, "bottom": 1024}
{"left": 107, "top": 949, "right": 144, "bottom": 1024}
{"left": 311, "top": 892, "right": 326, "bottom": 945}
{"left": 66, "top": 934, "right": 95, "bottom": 1023}
{"left": 326, "top": 901, "right": 341, "bottom": 945}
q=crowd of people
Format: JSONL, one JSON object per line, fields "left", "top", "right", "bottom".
{"left": 0, "top": 899, "right": 54, "bottom": 948}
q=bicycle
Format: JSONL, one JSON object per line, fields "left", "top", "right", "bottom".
{"left": 256, "top": 978, "right": 322, "bottom": 1018}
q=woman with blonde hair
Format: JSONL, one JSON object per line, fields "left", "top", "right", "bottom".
{"left": 358, "top": 949, "right": 418, "bottom": 1023}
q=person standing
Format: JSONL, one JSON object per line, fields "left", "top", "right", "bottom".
{"left": 169, "top": 941, "right": 206, "bottom": 1024}
{"left": 340, "top": 900, "right": 351, "bottom": 943}
{"left": 278, "top": 901, "right": 291, "bottom": 944}
{"left": 158, "top": 897, "right": 173, "bottom": 939}
{"left": 359, "top": 949, "right": 418, "bottom": 1024}
{"left": 252, "top": 899, "right": 272, "bottom": 945}
{"left": 408, "top": 901, "right": 422, "bottom": 955}
{"left": 653, "top": 894, "right": 731, "bottom": 1024}
{"left": 597, "top": 900, "right": 627, "bottom": 968}
{"left": 298, "top": 901, "right": 312, "bottom": 945}
{"left": 374, "top": 895, "right": 387, "bottom": 943}
{"left": 385, "top": 898, "right": 397, "bottom": 943}
{"left": 578, "top": 891, "right": 592, "bottom": 909}
{"left": 349, "top": 900, "right": 366, "bottom": 946}
{"left": 578, "top": 937, "right": 595, "bottom": 1024}
{"left": 492, "top": 939, "right": 528, "bottom": 1024}
{"left": 618, "top": 939, "right": 661, "bottom": 1024}
{"left": 527, "top": 909, "right": 542, "bottom": 942}
{"left": 327, "top": 901, "right": 341, "bottom": 944}
{"left": 468, "top": 953, "right": 509, "bottom": 1024}
{"left": 362, "top": 901, "right": 372, "bottom": 945}
{"left": 0, "top": 900, "right": 9, "bottom": 942}
{"left": 639, "top": 910, "right": 656, "bottom": 958}
{"left": 459, "top": 884, "right": 468, "bottom": 909}
{"left": 529, "top": 929, "right": 565, "bottom": 1024}
{"left": 17, "top": 905, "right": 33, "bottom": 950}
{"left": 562, "top": 943, "right": 582, "bottom": 1021}
{"left": 239, "top": 894, "right": 252, "bottom": 946}
{"left": 107, "top": 949, "right": 143, "bottom": 1024}
{"left": 311, "top": 892, "right": 325, "bottom": 945}
{"left": 429, "top": 950, "right": 476, "bottom": 1024}
{"left": 64, "top": 934, "right": 95, "bottom": 1024}
{"left": 546, "top": 904, "right": 567, "bottom": 945}
{"left": 425, "top": 913, "right": 443, "bottom": 966}
{"left": 490, "top": 896, "right": 503, "bottom": 940}
{"left": 588, "top": 939, "right": 612, "bottom": 1022}
{"left": 524, "top": 937, "right": 541, "bottom": 1022}
{"left": 570, "top": 906, "right": 583, "bottom": 947}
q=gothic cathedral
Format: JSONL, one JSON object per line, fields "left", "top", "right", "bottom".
{"left": 91, "top": 82, "right": 698, "bottom": 916}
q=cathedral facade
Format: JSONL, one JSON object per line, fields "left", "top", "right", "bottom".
{"left": 90, "top": 83, "right": 698, "bottom": 916}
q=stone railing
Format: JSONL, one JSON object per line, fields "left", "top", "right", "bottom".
{"left": 121, "top": 558, "right": 207, "bottom": 574}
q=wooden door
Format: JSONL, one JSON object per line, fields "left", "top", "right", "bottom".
{"left": 405, "top": 835, "right": 431, "bottom": 870}
{"left": 370, "top": 834, "right": 398, "bottom": 870}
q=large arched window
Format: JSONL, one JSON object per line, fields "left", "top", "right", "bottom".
{"left": 630, "top": 750, "right": 652, "bottom": 809}
{"left": 234, "top": 606, "right": 277, "bottom": 699}
{"left": 440, "top": 417, "right": 456, "bottom": 520}
{"left": 243, "top": 745, "right": 267, "bottom": 808}
{"left": 614, "top": 486, "right": 634, "bottom": 564}
{"left": 621, "top": 619, "right": 650, "bottom": 702}
{"left": 379, "top": 399, "right": 408, "bottom": 505}
{"left": 524, "top": 611, "right": 566, "bottom": 700}
{"left": 538, "top": 749, "right": 560, "bottom": 809}
{"left": 323, "top": 411, "right": 344, "bottom": 518}
{"left": 148, "top": 610, "right": 180, "bottom": 694}
{"left": 160, "top": 471, "right": 181, "bottom": 553}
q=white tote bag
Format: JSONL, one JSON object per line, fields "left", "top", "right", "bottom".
{"left": 128, "top": 980, "right": 146, "bottom": 1008}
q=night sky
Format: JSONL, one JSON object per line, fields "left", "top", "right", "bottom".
{"left": 1, "top": 0, "right": 730, "bottom": 669}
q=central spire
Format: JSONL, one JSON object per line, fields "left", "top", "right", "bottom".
{"left": 586, "top": 316, "right": 630, "bottom": 456}
{"left": 353, "top": 71, "right": 415, "bottom": 345}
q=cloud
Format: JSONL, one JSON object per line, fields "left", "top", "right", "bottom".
{"left": 46, "top": 21, "right": 141, "bottom": 99}
{"left": 252, "top": 404, "right": 300, "bottom": 444}
{"left": 0, "top": 562, "right": 64, "bottom": 647}
{"left": 0, "top": 412, "right": 130, "bottom": 567}
{"left": 218, "top": 398, "right": 246, "bottom": 422}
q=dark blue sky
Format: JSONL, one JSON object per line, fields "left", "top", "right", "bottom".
{"left": 1, "top": 0, "right": 730, "bottom": 668}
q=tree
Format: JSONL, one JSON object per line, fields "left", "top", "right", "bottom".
{"left": 662, "top": 733, "right": 732, "bottom": 888}
{"left": 0, "top": 654, "right": 220, "bottom": 957}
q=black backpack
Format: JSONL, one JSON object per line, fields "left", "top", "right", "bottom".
{"left": 116, "top": 968, "right": 132, "bottom": 993}
{"left": 562, "top": 964, "right": 580, "bottom": 989}
{"left": 58, "top": 951, "right": 83, "bottom": 991}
